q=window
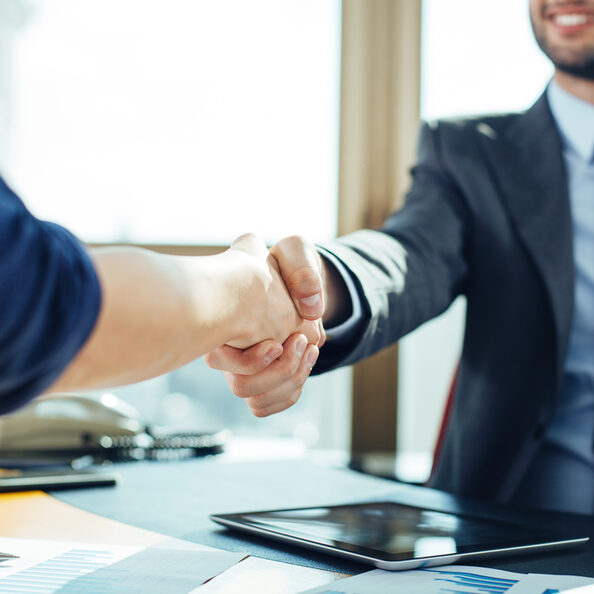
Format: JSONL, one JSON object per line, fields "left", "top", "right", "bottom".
{"left": 1, "top": 0, "right": 349, "bottom": 450}
{"left": 397, "top": 0, "right": 553, "bottom": 466}
{"left": 2, "top": 0, "right": 340, "bottom": 245}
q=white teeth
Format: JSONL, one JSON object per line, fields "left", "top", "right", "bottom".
{"left": 555, "top": 13, "right": 589, "bottom": 26}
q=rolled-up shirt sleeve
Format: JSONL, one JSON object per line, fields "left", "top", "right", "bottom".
{"left": 0, "top": 176, "right": 101, "bottom": 413}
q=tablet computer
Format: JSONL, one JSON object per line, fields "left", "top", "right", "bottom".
{"left": 210, "top": 501, "right": 589, "bottom": 570}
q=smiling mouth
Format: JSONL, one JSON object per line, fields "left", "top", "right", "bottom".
{"left": 545, "top": 5, "right": 594, "bottom": 29}
{"left": 555, "top": 13, "right": 591, "bottom": 24}
{"left": 552, "top": 12, "right": 594, "bottom": 26}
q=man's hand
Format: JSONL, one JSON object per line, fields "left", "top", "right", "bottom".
{"left": 225, "top": 234, "right": 324, "bottom": 350}
{"left": 270, "top": 235, "right": 346, "bottom": 327}
{"left": 206, "top": 333, "right": 319, "bottom": 417}
{"left": 206, "top": 235, "right": 348, "bottom": 417}
{"left": 270, "top": 235, "right": 325, "bottom": 320}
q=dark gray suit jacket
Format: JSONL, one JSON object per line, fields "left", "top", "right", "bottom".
{"left": 317, "top": 92, "right": 574, "bottom": 503}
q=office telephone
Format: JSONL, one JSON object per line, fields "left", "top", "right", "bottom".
{"left": 0, "top": 393, "right": 228, "bottom": 465}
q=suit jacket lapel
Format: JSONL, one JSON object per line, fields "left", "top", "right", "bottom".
{"left": 476, "top": 92, "right": 574, "bottom": 378}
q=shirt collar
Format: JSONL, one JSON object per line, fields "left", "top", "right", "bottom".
{"left": 547, "top": 80, "right": 594, "bottom": 163}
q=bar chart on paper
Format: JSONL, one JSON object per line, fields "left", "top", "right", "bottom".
{"left": 416, "top": 567, "right": 520, "bottom": 592}
{"left": 302, "top": 565, "right": 524, "bottom": 594}
{"left": 0, "top": 538, "right": 139, "bottom": 594}
{"left": 0, "top": 536, "right": 245, "bottom": 593}
{"left": 0, "top": 549, "right": 124, "bottom": 593}
{"left": 302, "top": 565, "right": 594, "bottom": 594}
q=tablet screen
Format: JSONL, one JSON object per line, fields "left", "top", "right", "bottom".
{"left": 212, "top": 501, "right": 586, "bottom": 564}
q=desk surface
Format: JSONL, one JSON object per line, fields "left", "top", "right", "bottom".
{"left": 46, "top": 446, "right": 594, "bottom": 579}
{"left": 1, "top": 442, "right": 592, "bottom": 594}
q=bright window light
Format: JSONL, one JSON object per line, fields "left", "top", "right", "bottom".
{"left": 0, "top": 0, "right": 347, "bottom": 450}
{"left": 1, "top": 0, "right": 341, "bottom": 245}
{"left": 421, "top": 0, "right": 552, "bottom": 120}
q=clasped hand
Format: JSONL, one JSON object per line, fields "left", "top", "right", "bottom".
{"left": 209, "top": 234, "right": 325, "bottom": 417}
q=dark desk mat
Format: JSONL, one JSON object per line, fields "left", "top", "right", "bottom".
{"left": 53, "top": 457, "right": 594, "bottom": 576}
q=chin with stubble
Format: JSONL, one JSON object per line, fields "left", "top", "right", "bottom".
{"left": 530, "top": 0, "right": 594, "bottom": 79}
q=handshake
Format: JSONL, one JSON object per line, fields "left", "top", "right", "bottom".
{"left": 205, "top": 233, "right": 339, "bottom": 418}
{"left": 48, "top": 233, "right": 345, "bottom": 414}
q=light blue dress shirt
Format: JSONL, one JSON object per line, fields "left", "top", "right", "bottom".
{"left": 525, "top": 81, "right": 594, "bottom": 514}
{"left": 325, "top": 81, "right": 594, "bottom": 514}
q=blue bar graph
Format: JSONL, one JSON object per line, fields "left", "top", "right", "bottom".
{"left": 421, "top": 568, "right": 519, "bottom": 593}
{"left": 0, "top": 548, "right": 115, "bottom": 593}
{"left": 311, "top": 567, "right": 521, "bottom": 594}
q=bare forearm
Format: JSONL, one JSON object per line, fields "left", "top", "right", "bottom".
{"left": 49, "top": 246, "right": 248, "bottom": 392}
{"left": 49, "top": 234, "right": 323, "bottom": 394}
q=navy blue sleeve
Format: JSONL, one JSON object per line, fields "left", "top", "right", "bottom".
{"left": 0, "top": 175, "right": 102, "bottom": 413}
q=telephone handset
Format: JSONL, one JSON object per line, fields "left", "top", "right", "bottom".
{"left": 0, "top": 393, "right": 228, "bottom": 465}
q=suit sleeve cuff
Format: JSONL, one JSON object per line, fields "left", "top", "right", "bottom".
{"left": 317, "top": 247, "right": 365, "bottom": 343}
